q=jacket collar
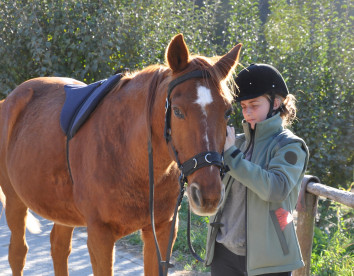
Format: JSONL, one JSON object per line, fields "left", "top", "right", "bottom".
{"left": 242, "top": 113, "right": 284, "bottom": 142}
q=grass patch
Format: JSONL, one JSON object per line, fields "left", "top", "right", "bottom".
{"left": 311, "top": 199, "right": 354, "bottom": 275}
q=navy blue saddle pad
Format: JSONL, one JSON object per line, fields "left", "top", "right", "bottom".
{"left": 60, "top": 73, "right": 122, "bottom": 139}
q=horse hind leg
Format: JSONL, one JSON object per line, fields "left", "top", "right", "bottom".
{"left": 50, "top": 223, "right": 74, "bottom": 276}
{"left": 5, "top": 195, "right": 29, "bottom": 276}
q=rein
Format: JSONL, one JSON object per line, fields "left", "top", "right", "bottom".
{"left": 147, "top": 69, "right": 225, "bottom": 276}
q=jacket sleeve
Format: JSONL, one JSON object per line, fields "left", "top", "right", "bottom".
{"left": 223, "top": 142, "right": 307, "bottom": 202}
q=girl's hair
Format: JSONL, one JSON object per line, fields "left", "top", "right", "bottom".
{"left": 265, "top": 93, "right": 297, "bottom": 127}
{"left": 276, "top": 93, "right": 297, "bottom": 128}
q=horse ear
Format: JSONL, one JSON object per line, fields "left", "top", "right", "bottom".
{"left": 213, "top": 43, "right": 242, "bottom": 80}
{"left": 166, "top": 34, "right": 190, "bottom": 73}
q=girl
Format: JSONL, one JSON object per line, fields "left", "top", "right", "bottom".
{"left": 206, "top": 64, "right": 309, "bottom": 276}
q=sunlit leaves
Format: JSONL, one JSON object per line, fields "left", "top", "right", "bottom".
{"left": 264, "top": 0, "right": 311, "bottom": 55}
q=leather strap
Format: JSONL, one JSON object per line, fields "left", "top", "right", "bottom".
{"left": 181, "top": 151, "right": 223, "bottom": 177}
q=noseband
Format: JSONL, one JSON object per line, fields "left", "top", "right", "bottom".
{"left": 148, "top": 70, "right": 225, "bottom": 276}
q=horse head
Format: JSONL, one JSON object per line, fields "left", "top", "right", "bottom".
{"left": 164, "top": 34, "right": 242, "bottom": 216}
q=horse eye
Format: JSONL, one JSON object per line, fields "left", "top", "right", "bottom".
{"left": 173, "top": 107, "right": 184, "bottom": 119}
{"left": 225, "top": 108, "right": 233, "bottom": 120}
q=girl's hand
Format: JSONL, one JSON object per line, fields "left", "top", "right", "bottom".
{"left": 224, "top": 126, "right": 236, "bottom": 151}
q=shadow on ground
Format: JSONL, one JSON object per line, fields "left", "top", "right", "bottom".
{"left": 0, "top": 204, "right": 209, "bottom": 276}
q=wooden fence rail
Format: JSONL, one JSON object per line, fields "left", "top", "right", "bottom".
{"left": 293, "top": 175, "right": 354, "bottom": 276}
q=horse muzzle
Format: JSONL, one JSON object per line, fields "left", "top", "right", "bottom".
{"left": 180, "top": 151, "right": 225, "bottom": 216}
{"left": 186, "top": 169, "right": 225, "bottom": 216}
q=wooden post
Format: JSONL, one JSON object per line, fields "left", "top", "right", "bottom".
{"left": 293, "top": 175, "right": 320, "bottom": 276}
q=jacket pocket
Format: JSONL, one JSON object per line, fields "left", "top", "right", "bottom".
{"left": 270, "top": 209, "right": 290, "bottom": 255}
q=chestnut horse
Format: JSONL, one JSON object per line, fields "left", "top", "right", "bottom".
{"left": 0, "top": 34, "right": 241, "bottom": 275}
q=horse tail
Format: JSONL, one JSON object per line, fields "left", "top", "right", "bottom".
{"left": 0, "top": 185, "right": 5, "bottom": 216}
{"left": 0, "top": 187, "right": 40, "bottom": 233}
{"left": 26, "top": 211, "right": 41, "bottom": 234}
{"left": 0, "top": 99, "right": 6, "bottom": 219}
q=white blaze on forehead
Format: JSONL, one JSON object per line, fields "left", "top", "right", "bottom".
{"left": 195, "top": 85, "right": 213, "bottom": 150}
{"left": 195, "top": 85, "right": 213, "bottom": 114}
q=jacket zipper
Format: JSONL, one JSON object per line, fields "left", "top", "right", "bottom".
{"left": 244, "top": 124, "right": 255, "bottom": 276}
{"left": 244, "top": 124, "right": 256, "bottom": 156}
{"left": 244, "top": 187, "right": 248, "bottom": 276}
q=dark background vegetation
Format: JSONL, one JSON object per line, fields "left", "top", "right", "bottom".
{"left": 0, "top": 0, "right": 352, "bottom": 274}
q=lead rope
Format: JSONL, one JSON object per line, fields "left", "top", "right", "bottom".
{"left": 187, "top": 202, "right": 204, "bottom": 262}
{"left": 147, "top": 137, "right": 164, "bottom": 276}
{"left": 186, "top": 149, "right": 226, "bottom": 264}
{"left": 148, "top": 128, "right": 185, "bottom": 276}
{"left": 164, "top": 173, "right": 185, "bottom": 271}
{"left": 186, "top": 153, "right": 226, "bottom": 264}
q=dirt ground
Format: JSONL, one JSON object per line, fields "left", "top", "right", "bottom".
{"left": 0, "top": 204, "right": 209, "bottom": 276}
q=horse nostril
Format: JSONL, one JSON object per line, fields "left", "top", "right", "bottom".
{"left": 190, "top": 183, "right": 202, "bottom": 208}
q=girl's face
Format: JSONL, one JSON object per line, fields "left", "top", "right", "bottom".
{"left": 240, "top": 95, "right": 280, "bottom": 129}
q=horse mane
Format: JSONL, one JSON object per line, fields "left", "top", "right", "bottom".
{"left": 112, "top": 65, "right": 168, "bottom": 94}
{"left": 145, "top": 66, "right": 170, "bottom": 139}
{"left": 114, "top": 53, "right": 236, "bottom": 103}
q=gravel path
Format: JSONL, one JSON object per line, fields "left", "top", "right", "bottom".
{"left": 0, "top": 203, "right": 209, "bottom": 276}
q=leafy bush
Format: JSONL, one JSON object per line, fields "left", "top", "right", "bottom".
{"left": 311, "top": 199, "right": 354, "bottom": 275}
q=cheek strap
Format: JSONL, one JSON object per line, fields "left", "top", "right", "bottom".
{"left": 266, "top": 94, "right": 285, "bottom": 118}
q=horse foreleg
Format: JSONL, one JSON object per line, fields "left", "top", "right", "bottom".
{"left": 5, "top": 197, "right": 29, "bottom": 276}
{"left": 86, "top": 222, "right": 115, "bottom": 276}
{"left": 50, "top": 223, "right": 74, "bottom": 276}
{"left": 141, "top": 217, "right": 178, "bottom": 276}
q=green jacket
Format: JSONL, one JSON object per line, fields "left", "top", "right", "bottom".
{"left": 206, "top": 114, "right": 309, "bottom": 275}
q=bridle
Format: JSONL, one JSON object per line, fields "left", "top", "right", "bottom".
{"left": 164, "top": 70, "right": 225, "bottom": 179}
{"left": 147, "top": 69, "right": 226, "bottom": 276}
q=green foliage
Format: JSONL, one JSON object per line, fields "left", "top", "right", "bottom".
{"left": 125, "top": 231, "right": 143, "bottom": 246}
{"left": 224, "top": 0, "right": 264, "bottom": 65}
{"left": 0, "top": 0, "right": 224, "bottom": 95}
{"left": 273, "top": 0, "right": 354, "bottom": 190}
{"left": 264, "top": 0, "right": 311, "bottom": 54}
{"left": 311, "top": 200, "right": 354, "bottom": 275}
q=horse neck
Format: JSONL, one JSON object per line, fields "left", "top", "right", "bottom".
{"left": 145, "top": 68, "right": 176, "bottom": 170}
{"left": 105, "top": 68, "right": 173, "bottom": 173}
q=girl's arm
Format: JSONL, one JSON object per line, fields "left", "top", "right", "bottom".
{"left": 224, "top": 142, "right": 307, "bottom": 202}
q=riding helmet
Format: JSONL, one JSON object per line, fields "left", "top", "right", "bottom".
{"left": 235, "top": 64, "right": 289, "bottom": 102}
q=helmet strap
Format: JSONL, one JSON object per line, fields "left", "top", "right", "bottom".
{"left": 266, "top": 93, "right": 275, "bottom": 119}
